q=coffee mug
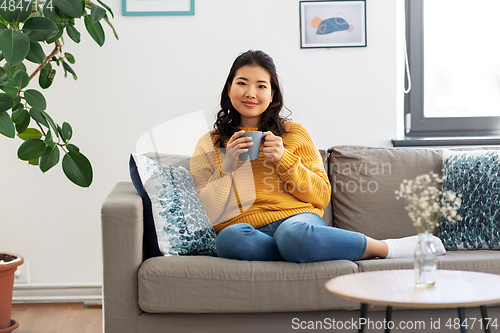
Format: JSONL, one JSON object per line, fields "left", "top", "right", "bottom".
{"left": 238, "top": 131, "right": 267, "bottom": 161}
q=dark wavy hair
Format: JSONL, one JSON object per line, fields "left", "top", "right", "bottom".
{"left": 213, "top": 50, "right": 290, "bottom": 148}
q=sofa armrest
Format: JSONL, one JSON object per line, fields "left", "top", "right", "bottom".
{"left": 101, "top": 182, "right": 144, "bottom": 332}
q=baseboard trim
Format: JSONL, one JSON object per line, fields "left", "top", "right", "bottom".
{"left": 13, "top": 283, "right": 102, "bottom": 304}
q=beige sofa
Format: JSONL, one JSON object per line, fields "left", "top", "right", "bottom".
{"left": 101, "top": 145, "right": 500, "bottom": 333}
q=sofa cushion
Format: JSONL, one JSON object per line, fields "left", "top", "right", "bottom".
{"left": 130, "top": 153, "right": 217, "bottom": 258}
{"left": 138, "top": 256, "right": 359, "bottom": 313}
{"left": 439, "top": 150, "right": 500, "bottom": 250}
{"left": 327, "top": 146, "right": 443, "bottom": 239}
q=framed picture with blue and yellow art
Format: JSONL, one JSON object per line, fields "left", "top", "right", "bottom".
{"left": 123, "top": 0, "right": 194, "bottom": 16}
{"left": 300, "top": 0, "right": 366, "bottom": 48}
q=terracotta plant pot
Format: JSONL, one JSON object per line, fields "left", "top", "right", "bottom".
{"left": 0, "top": 253, "right": 23, "bottom": 333}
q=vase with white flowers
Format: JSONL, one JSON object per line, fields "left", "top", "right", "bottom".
{"left": 395, "top": 172, "right": 462, "bottom": 288}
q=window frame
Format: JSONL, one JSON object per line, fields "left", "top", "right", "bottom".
{"left": 404, "top": 0, "right": 500, "bottom": 137}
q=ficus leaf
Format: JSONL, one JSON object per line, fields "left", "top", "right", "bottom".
{"left": 39, "top": 66, "right": 56, "bottom": 89}
{"left": 62, "top": 122, "right": 72, "bottom": 141}
{"left": 40, "top": 110, "right": 58, "bottom": 136}
{"left": 62, "top": 60, "right": 76, "bottom": 78}
{"left": 0, "top": 81, "right": 18, "bottom": 95}
{"left": 0, "top": 110, "right": 15, "bottom": 138}
{"left": 90, "top": 4, "right": 106, "bottom": 22}
{"left": 22, "top": 17, "right": 59, "bottom": 41}
{"left": 66, "top": 143, "right": 79, "bottom": 154}
{"left": 0, "top": 66, "right": 11, "bottom": 85}
{"left": 84, "top": 15, "right": 104, "bottom": 47}
{"left": 103, "top": 16, "right": 118, "bottom": 41}
{"left": 12, "top": 109, "right": 29, "bottom": 124}
{"left": 12, "top": 103, "right": 23, "bottom": 112}
{"left": 29, "top": 108, "right": 49, "bottom": 128}
{"left": 56, "top": 124, "right": 63, "bottom": 139}
{"left": 62, "top": 151, "right": 93, "bottom": 187}
{"left": 0, "top": 93, "right": 14, "bottom": 111}
{"left": 97, "top": 0, "right": 113, "bottom": 18}
{"left": 0, "top": 30, "right": 30, "bottom": 66}
{"left": 42, "top": 1, "right": 59, "bottom": 20}
{"left": 17, "top": 138, "right": 46, "bottom": 161}
{"left": 45, "top": 129, "right": 55, "bottom": 147}
{"left": 17, "top": 128, "right": 43, "bottom": 140}
{"left": 52, "top": 0, "right": 83, "bottom": 18}
{"left": 40, "top": 144, "right": 60, "bottom": 172}
{"left": 66, "top": 24, "right": 81, "bottom": 43}
{"left": 15, "top": 115, "right": 30, "bottom": 134}
{"left": 65, "top": 52, "right": 75, "bottom": 64}
{"left": 14, "top": 70, "right": 29, "bottom": 89}
{"left": 24, "top": 89, "right": 47, "bottom": 110}
{"left": 26, "top": 40, "right": 46, "bottom": 64}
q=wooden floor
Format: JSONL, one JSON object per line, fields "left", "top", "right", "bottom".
{"left": 10, "top": 303, "right": 102, "bottom": 333}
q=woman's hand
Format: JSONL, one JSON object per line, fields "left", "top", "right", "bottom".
{"left": 220, "top": 130, "right": 253, "bottom": 173}
{"left": 263, "top": 131, "right": 284, "bottom": 162}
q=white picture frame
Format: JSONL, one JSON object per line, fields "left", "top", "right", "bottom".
{"left": 300, "top": 0, "right": 366, "bottom": 48}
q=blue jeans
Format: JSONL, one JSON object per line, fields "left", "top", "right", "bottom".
{"left": 215, "top": 213, "right": 367, "bottom": 262}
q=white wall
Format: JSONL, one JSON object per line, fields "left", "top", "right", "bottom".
{"left": 0, "top": 0, "right": 403, "bottom": 287}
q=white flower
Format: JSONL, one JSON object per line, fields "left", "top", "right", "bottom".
{"left": 395, "top": 171, "right": 462, "bottom": 233}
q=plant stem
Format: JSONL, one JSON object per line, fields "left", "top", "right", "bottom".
{"left": 35, "top": 121, "right": 46, "bottom": 136}
{"left": 29, "top": 41, "right": 62, "bottom": 82}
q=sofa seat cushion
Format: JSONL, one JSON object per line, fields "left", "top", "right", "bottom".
{"left": 355, "top": 250, "right": 500, "bottom": 275}
{"left": 138, "top": 256, "right": 359, "bottom": 313}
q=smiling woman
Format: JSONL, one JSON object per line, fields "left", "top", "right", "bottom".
{"left": 188, "top": 50, "right": 448, "bottom": 263}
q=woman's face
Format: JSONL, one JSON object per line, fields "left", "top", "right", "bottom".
{"left": 228, "top": 65, "right": 274, "bottom": 128}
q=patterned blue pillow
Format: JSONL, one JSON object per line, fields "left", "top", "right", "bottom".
{"left": 130, "top": 153, "right": 217, "bottom": 257}
{"left": 439, "top": 150, "right": 500, "bottom": 250}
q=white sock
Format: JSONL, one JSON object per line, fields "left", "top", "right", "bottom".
{"left": 383, "top": 235, "right": 446, "bottom": 259}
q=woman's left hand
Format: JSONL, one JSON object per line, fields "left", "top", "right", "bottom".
{"left": 263, "top": 131, "right": 284, "bottom": 162}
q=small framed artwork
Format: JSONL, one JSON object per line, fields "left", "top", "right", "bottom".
{"left": 123, "top": 0, "right": 195, "bottom": 16}
{"left": 300, "top": 0, "right": 366, "bottom": 48}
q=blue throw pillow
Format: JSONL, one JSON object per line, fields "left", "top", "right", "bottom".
{"left": 129, "top": 153, "right": 217, "bottom": 257}
{"left": 439, "top": 150, "right": 500, "bottom": 250}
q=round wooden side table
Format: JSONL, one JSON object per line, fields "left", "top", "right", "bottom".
{"left": 326, "top": 269, "right": 500, "bottom": 333}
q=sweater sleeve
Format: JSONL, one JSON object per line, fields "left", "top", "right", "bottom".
{"left": 273, "top": 124, "right": 331, "bottom": 209}
{"left": 190, "top": 132, "right": 234, "bottom": 224}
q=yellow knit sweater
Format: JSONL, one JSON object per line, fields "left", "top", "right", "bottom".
{"left": 190, "top": 122, "right": 331, "bottom": 233}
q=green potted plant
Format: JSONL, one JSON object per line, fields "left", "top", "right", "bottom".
{"left": 0, "top": 0, "right": 117, "bottom": 331}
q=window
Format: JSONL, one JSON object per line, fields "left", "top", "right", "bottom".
{"left": 403, "top": 0, "right": 500, "bottom": 139}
